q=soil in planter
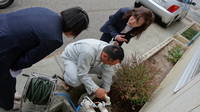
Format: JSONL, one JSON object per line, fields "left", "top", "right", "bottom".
{"left": 109, "top": 40, "right": 187, "bottom": 112}
{"left": 147, "top": 40, "right": 187, "bottom": 86}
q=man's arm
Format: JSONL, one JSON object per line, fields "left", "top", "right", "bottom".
{"left": 101, "top": 64, "right": 114, "bottom": 92}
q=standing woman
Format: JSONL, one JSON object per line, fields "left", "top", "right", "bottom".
{"left": 100, "top": 6, "right": 155, "bottom": 46}
{"left": 0, "top": 6, "right": 89, "bottom": 110}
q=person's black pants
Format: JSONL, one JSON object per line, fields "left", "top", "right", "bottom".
{"left": 0, "top": 69, "right": 16, "bottom": 110}
{"left": 100, "top": 33, "right": 113, "bottom": 43}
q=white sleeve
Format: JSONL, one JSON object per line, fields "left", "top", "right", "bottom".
{"left": 9, "top": 69, "right": 22, "bottom": 78}
{"left": 101, "top": 65, "right": 114, "bottom": 92}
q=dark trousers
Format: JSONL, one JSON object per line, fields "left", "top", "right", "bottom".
{"left": 100, "top": 33, "right": 123, "bottom": 46}
{"left": 100, "top": 33, "right": 112, "bottom": 43}
{"left": 0, "top": 69, "right": 16, "bottom": 110}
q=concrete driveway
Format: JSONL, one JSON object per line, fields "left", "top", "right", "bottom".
{"left": 0, "top": 0, "right": 199, "bottom": 57}
{"left": 0, "top": 0, "right": 199, "bottom": 110}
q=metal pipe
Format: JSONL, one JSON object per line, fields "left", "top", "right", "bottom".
{"left": 187, "top": 32, "right": 200, "bottom": 46}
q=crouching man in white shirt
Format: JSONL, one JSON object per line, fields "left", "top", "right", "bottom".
{"left": 61, "top": 38, "right": 124, "bottom": 99}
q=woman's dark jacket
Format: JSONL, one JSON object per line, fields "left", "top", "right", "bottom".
{"left": 100, "top": 7, "right": 133, "bottom": 44}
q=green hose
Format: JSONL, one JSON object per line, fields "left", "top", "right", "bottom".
{"left": 25, "top": 78, "right": 53, "bottom": 105}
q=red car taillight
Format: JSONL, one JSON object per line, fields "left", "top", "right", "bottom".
{"left": 167, "top": 5, "right": 180, "bottom": 13}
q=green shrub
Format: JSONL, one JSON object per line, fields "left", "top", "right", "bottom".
{"left": 113, "top": 56, "right": 158, "bottom": 110}
{"left": 167, "top": 45, "right": 183, "bottom": 64}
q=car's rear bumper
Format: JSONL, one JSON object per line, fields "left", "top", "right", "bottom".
{"left": 136, "top": 0, "right": 176, "bottom": 24}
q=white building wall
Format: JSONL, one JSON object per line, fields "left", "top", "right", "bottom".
{"left": 140, "top": 37, "right": 200, "bottom": 112}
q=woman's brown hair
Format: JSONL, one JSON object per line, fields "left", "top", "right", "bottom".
{"left": 123, "top": 6, "right": 155, "bottom": 39}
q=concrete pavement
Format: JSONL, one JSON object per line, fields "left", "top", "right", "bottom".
{"left": 0, "top": 0, "right": 200, "bottom": 111}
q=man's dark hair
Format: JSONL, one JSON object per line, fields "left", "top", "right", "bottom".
{"left": 60, "top": 6, "right": 89, "bottom": 37}
{"left": 103, "top": 45, "right": 124, "bottom": 62}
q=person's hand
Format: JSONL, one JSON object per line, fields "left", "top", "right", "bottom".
{"left": 115, "top": 35, "right": 127, "bottom": 42}
{"left": 95, "top": 88, "right": 107, "bottom": 99}
{"left": 113, "top": 41, "right": 119, "bottom": 45}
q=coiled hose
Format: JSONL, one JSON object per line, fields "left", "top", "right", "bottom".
{"left": 25, "top": 78, "right": 54, "bottom": 105}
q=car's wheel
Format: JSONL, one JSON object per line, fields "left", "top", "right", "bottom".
{"left": 134, "top": 2, "right": 141, "bottom": 8}
{"left": 177, "top": 13, "right": 187, "bottom": 21}
{"left": 159, "top": 18, "right": 174, "bottom": 28}
{"left": 0, "top": 0, "right": 14, "bottom": 9}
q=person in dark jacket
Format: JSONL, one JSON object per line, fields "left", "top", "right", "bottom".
{"left": 0, "top": 6, "right": 89, "bottom": 110}
{"left": 100, "top": 6, "right": 154, "bottom": 46}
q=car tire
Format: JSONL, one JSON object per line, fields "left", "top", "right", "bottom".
{"left": 160, "top": 21, "right": 171, "bottom": 28}
{"left": 159, "top": 17, "right": 174, "bottom": 28}
{"left": 134, "top": 2, "right": 141, "bottom": 8}
{"left": 0, "top": 0, "right": 14, "bottom": 9}
{"left": 177, "top": 13, "right": 187, "bottom": 21}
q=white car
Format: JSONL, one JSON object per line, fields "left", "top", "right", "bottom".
{"left": 134, "top": 0, "right": 196, "bottom": 28}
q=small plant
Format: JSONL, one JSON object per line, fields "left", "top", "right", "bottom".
{"left": 112, "top": 56, "right": 158, "bottom": 111}
{"left": 181, "top": 27, "right": 198, "bottom": 40}
{"left": 167, "top": 45, "right": 183, "bottom": 64}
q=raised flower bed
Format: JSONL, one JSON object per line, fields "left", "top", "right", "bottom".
{"left": 173, "top": 22, "right": 200, "bottom": 46}
{"left": 110, "top": 37, "right": 188, "bottom": 112}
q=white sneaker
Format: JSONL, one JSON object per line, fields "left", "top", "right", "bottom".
{"left": 10, "top": 100, "right": 21, "bottom": 111}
